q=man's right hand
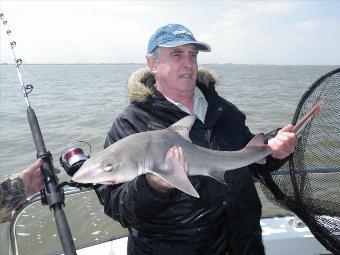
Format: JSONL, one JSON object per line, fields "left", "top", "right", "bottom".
{"left": 146, "top": 146, "right": 189, "bottom": 191}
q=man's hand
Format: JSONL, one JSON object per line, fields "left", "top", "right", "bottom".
{"left": 146, "top": 146, "right": 189, "bottom": 191}
{"left": 268, "top": 124, "right": 297, "bottom": 159}
{"left": 20, "top": 159, "right": 44, "bottom": 197}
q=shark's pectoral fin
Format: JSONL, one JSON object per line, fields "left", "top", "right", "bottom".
{"left": 168, "top": 115, "right": 196, "bottom": 143}
{"left": 207, "top": 169, "right": 228, "bottom": 185}
{"left": 151, "top": 157, "right": 200, "bottom": 198}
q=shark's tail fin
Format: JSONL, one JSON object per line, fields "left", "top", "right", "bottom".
{"left": 203, "top": 134, "right": 270, "bottom": 185}
{"left": 244, "top": 133, "right": 271, "bottom": 164}
{"left": 246, "top": 133, "right": 266, "bottom": 147}
{"left": 151, "top": 157, "right": 200, "bottom": 198}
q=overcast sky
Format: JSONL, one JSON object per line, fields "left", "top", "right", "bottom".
{"left": 1, "top": 1, "right": 339, "bottom": 65}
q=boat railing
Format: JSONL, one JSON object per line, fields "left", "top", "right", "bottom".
{"left": 9, "top": 186, "right": 90, "bottom": 255}
{"left": 8, "top": 166, "right": 339, "bottom": 254}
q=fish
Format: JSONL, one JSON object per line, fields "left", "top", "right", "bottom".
{"left": 72, "top": 115, "right": 271, "bottom": 198}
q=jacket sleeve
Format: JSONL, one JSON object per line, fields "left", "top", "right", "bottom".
{"left": 99, "top": 113, "right": 179, "bottom": 227}
{"left": 0, "top": 176, "right": 26, "bottom": 223}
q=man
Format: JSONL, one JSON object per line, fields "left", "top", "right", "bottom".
{"left": 0, "top": 159, "right": 44, "bottom": 223}
{"left": 100, "top": 24, "right": 296, "bottom": 254}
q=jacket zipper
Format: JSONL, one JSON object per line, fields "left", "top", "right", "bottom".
{"left": 205, "top": 129, "right": 212, "bottom": 147}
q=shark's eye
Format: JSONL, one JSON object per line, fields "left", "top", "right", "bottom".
{"left": 104, "top": 163, "right": 113, "bottom": 172}
{"left": 104, "top": 162, "right": 119, "bottom": 172}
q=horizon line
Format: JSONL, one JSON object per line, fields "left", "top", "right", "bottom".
{"left": 0, "top": 62, "right": 339, "bottom": 66}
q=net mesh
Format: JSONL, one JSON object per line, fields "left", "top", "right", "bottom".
{"left": 261, "top": 68, "right": 340, "bottom": 254}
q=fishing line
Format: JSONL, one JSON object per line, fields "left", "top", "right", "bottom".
{"left": 1, "top": 15, "right": 33, "bottom": 106}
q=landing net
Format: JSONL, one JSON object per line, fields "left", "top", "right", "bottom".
{"left": 261, "top": 68, "right": 340, "bottom": 254}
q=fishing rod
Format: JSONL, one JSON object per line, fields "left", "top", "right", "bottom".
{"left": 0, "top": 13, "right": 77, "bottom": 255}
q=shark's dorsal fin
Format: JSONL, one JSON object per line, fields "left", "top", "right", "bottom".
{"left": 168, "top": 115, "right": 196, "bottom": 143}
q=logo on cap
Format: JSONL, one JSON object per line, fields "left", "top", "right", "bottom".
{"left": 172, "top": 29, "right": 193, "bottom": 36}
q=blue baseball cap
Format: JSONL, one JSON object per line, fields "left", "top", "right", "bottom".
{"left": 147, "top": 24, "right": 211, "bottom": 54}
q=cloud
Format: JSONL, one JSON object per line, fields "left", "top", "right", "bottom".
{"left": 201, "top": 1, "right": 340, "bottom": 65}
{"left": 1, "top": 1, "right": 339, "bottom": 64}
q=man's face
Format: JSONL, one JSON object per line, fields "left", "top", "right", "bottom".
{"left": 153, "top": 44, "right": 198, "bottom": 96}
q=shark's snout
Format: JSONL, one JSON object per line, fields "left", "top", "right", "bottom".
{"left": 71, "top": 165, "right": 94, "bottom": 184}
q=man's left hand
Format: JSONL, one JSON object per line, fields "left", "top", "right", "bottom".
{"left": 268, "top": 124, "right": 297, "bottom": 159}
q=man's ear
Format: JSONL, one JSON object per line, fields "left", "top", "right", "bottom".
{"left": 146, "top": 56, "right": 157, "bottom": 74}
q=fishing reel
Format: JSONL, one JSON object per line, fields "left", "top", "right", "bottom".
{"left": 59, "top": 141, "right": 104, "bottom": 204}
{"left": 59, "top": 141, "right": 91, "bottom": 177}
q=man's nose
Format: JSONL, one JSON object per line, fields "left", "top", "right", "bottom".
{"left": 182, "top": 54, "right": 195, "bottom": 68}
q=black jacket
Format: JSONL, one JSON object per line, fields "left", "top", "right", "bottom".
{"left": 101, "top": 68, "right": 282, "bottom": 255}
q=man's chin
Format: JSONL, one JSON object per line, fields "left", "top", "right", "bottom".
{"left": 178, "top": 79, "right": 196, "bottom": 88}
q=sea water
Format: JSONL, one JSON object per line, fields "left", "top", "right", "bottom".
{"left": 0, "top": 64, "right": 337, "bottom": 254}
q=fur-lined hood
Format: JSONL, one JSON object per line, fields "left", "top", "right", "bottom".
{"left": 127, "top": 67, "right": 219, "bottom": 102}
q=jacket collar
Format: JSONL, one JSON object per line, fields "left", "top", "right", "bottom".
{"left": 126, "top": 67, "right": 220, "bottom": 103}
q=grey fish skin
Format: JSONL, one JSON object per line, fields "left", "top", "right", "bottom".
{"left": 72, "top": 115, "right": 272, "bottom": 198}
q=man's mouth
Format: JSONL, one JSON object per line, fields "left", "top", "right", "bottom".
{"left": 179, "top": 73, "right": 192, "bottom": 78}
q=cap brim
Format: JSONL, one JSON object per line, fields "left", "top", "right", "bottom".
{"left": 158, "top": 41, "right": 211, "bottom": 52}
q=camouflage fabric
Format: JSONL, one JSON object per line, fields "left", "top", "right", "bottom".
{"left": 0, "top": 175, "right": 26, "bottom": 223}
